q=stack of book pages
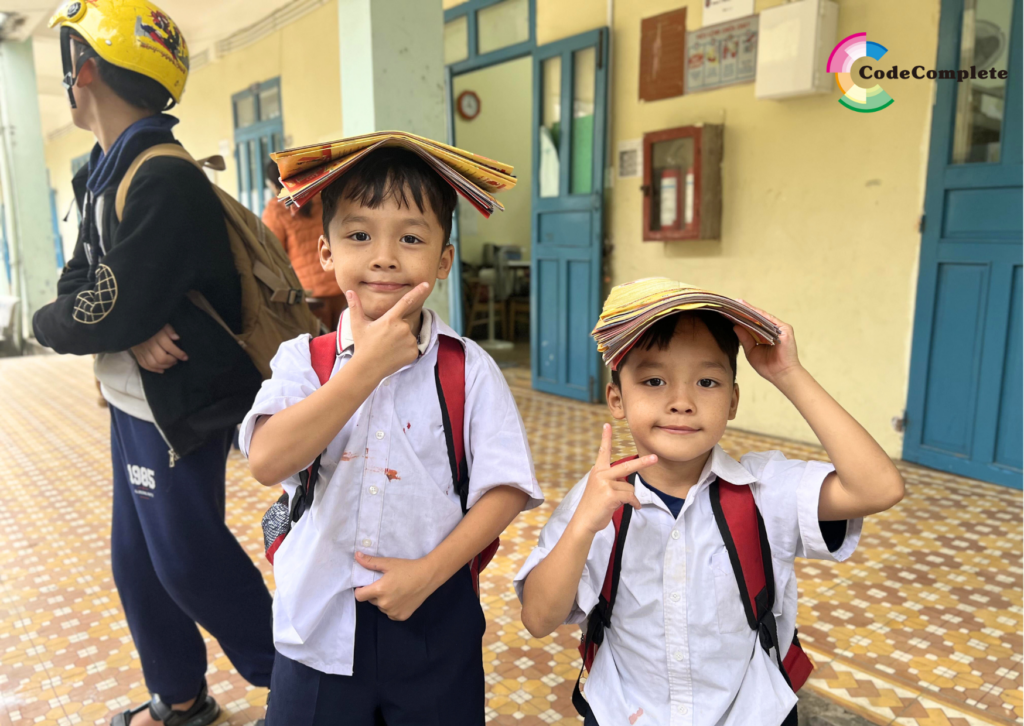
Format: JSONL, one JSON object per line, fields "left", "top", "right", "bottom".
{"left": 271, "top": 131, "right": 516, "bottom": 217}
{"left": 592, "top": 278, "right": 780, "bottom": 369}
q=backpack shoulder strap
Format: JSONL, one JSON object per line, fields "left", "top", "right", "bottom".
{"left": 434, "top": 335, "right": 467, "bottom": 512}
{"left": 709, "top": 478, "right": 811, "bottom": 690}
{"left": 309, "top": 332, "right": 338, "bottom": 386}
{"left": 114, "top": 143, "right": 197, "bottom": 221}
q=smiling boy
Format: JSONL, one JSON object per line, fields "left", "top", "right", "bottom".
{"left": 515, "top": 288, "right": 905, "bottom": 726}
{"left": 241, "top": 146, "right": 542, "bottom": 725}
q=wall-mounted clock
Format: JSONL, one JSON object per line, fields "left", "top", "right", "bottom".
{"left": 457, "top": 90, "right": 481, "bottom": 120}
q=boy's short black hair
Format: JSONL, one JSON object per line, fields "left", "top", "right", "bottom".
{"left": 610, "top": 311, "right": 740, "bottom": 386}
{"left": 73, "top": 38, "right": 171, "bottom": 113}
{"left": 266, "top": 160, "right": 282, "bottom": 191}
{"left": 320, "top": 147, "right": 457, "bottom": 246}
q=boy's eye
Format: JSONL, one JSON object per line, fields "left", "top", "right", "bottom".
{"left": 350, "top": 231, "right": 370, "bottom": 242}
{"left": 400, "top": 234, "right": 424, "bottom": 245}
{"left": 643, "top": 377, "right": 666, "bottom": 387}
{"left": 697, "top": 379, "right": 719, "bottom": 388}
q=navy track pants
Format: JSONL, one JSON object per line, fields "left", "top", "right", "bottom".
{"left": 109, "top": 405, "right": 275, "bottom": 703}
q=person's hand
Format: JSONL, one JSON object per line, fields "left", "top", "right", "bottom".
{"left": 734, "top": 301, "right": 802, "bottom": 386}
{"left": 346, "top": 283, "right": 431, "bottom": 382}
{"left": 131, "top": 324, "right": 187, "bottom": 374}
{"left": 353, "top": 552, "right": 438, "bottom": 621}
{"left": 571, "top": 424, "right": 656, "bottom": 535}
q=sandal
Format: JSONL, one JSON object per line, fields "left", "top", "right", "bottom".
{"left": 111, "top": 679, "right": 220, "bottom": 726}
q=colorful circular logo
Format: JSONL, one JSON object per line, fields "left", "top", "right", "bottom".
{"left": 828, "top": 33, "right": 895, "bottom": 113}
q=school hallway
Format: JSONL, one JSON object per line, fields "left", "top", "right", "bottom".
{"left": 0, "top": 354, "right": 1019, "bottom": 726}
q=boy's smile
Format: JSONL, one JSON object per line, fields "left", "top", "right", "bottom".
{"left": 607, "top": 317, "right": 739, "bottom": 493}
{"left": 319, "top": 192, "right": 453, "bottom": 327}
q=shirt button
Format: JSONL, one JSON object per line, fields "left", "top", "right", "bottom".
{"left": 673, "top": 650, "right": 684, "bottom": 661}
{"left": 671, "top": 529, "right": 681, "bottom": 540}
{"left": 383, "top": 378, "right": 390, "bottom": 386}
{"left": 375, "top": 431, "right": 385, "bottom": 440}
{"left": 678, "top": 705, "right": 688, "bottom": 714}
{"left": 368, "top": 486, "right": 378, "bottom": 495}
{"left": 670, "top": 592, "right": 680, "bottom": 602}
{"left": 361, "top": 538, "right": 372, "bottom": 547}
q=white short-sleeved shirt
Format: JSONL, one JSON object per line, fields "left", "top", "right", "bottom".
{"left": 513, "top": 445, "right": 862, "bottom": 726}
{"left": 240, "top": 308, "right": 543, "bottom": 675}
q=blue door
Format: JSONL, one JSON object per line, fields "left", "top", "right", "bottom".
{"left": 904, "top": 0, "right": 1022, "bottom": 488}
{"left": 232, "top": 78, "right": 284, "bottom": 216}
{"left": 531, "top": 28, "right": 608, "bottom": 402}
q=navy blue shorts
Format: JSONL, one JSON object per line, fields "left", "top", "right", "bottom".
{"left": 266, "top": 565, "right": 486, "bottom": 726}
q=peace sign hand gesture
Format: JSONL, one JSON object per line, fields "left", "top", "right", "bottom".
{"left": 571, "top": 424, "right": 657, "bottom": 535}
{"left": 346, "top": 283, "right": 432, "bottom": 383}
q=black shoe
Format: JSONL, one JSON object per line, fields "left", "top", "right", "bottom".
{"left": 111, "top": 679, "right": 220, "bottom": 726}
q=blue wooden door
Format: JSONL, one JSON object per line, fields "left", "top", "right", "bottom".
{"left": 531, "top": 28, "right": 608, "bottom": 402}
{"left": 904, "top": 0, "right": 1022, "bottom": 488}
{"left": 232, "top": 78, "right": 284, "bottom": 216}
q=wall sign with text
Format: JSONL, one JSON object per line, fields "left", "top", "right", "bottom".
{"left": 686, "top": 16, "right": 759, "bottom": 94}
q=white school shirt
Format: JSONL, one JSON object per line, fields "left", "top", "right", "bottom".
{"left": 240, "top": 308, "right": 543, "bottom": 675}
{"left": 514, "top": 445, "right": 862, "bottom": 726}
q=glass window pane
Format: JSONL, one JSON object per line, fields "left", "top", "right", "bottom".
{"left": 444, "top": 16, "right": 469, "bottom": 65}
{"left": 235, "top": 94, "right": 256, "bottom": 128}
{"left": 477, "top": 0, "right": 529, "bottom": 55}
{"left": 259, "top": 85, "right": 281, "bottom": 121}
{"left": 571, "top": 47, "right": 596, "bottom": 195}
{"left": 650, "top": 137, "right": 695, "bottom": 232}
{"left": 539, "top": 56, "right": 561, "bottom": 198}
{"left": 952, "top": 0, "right": 1012, "bottom": 164}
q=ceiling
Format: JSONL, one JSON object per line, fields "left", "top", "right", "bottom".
{"left": 1, "top": 0, "right": 297, "bottom": 138}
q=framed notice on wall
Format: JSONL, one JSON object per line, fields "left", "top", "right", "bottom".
{"left": 685, "top": 15, "right": 759, "bottom": 94}
{"left": 639, "top": 7, "right": 687, "bottom": 102}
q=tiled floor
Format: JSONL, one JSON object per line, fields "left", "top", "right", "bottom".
{"left": 0, "top": 356, "right": 1019, "bottom": 726}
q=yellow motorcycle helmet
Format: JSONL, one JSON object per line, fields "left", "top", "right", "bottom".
{"left": 49, "top": 0, "right": 189, "bottom": 109}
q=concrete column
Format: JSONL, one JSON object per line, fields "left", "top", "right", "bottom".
{"left": 0, "top": 37, "right": 58, "bottom": 346}
{"left": 338, "top": 0, "right": 453, "bottom": 324}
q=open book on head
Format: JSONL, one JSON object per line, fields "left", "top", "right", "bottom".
{"left": 593, "top": 278, "right": 781, "bottom": 370}
{"left": 270, "top": 131, "right": 517, "bottom": 217}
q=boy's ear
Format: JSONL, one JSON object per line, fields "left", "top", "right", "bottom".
{"left": 436, "top": 243, "right": 454, "bottom": 280}
{"left": 728, "top": 382, "right": 740, "bottom": 421}
{"left": 606, "top": 380, "right": 626, "bottom": 421}
{"left": 318, "top": 235, "right": 333, "bottom": 271}
{"left": 75, "top": 56, "right": 98, "bottom": 89}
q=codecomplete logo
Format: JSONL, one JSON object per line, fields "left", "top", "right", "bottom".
{"left": 828, "top": 32, "right": 1011, "bottom": 114}
{"left": 828, "top": 33, "right": 895, "bottom": 113}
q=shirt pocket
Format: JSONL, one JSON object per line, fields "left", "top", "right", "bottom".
{"left": 711, "top": 549, "right": 750, "bottom": 634}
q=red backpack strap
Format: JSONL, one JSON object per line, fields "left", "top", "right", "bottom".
{"left": 709, "top": 478, "right": 814, "bottom": 691}
{"left": 434, "top": 336, "right": 467, "bottom": 506}
{"left": 309, "top": 332, "right": 337, "bottom": 387}
{"left": 290, "top": 333, "right": 338, "bottom": 525}
{"left": 573, "top": 456, "right": 637, "bottom": 718}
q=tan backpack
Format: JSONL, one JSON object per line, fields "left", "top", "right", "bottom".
{"left": 115, "top": 143, "right": 322, "bottom": 379}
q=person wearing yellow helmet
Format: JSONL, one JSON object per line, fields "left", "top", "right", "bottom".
{"left": 33, "top": 3, "right": 275, "bottom": 726}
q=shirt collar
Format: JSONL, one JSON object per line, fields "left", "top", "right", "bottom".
{"left": 337, "top": 307, "right": 434, "bottom": 357}
{"left": 633, "top": 444, "right": 757, "bottom": 507}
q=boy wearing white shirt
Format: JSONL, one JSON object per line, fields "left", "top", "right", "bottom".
{"left": 515, "top": 297, "right": 905, "bottom": 726}
{"left": 242, "top": 147, "right": 543, "bottom": 725}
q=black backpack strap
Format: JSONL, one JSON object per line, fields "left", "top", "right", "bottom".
{"left": 573, "top": 474, "right": 635, "bottom": 718}
{"left": 290, "top": 454, "right": 323, "bottom": 523}
{"left": 709, "top": 478, "right": 793, "bottom": 689}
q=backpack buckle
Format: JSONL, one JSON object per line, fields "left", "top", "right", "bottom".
{"left": 287, "top": 289, "right": 302, "bottom": 305}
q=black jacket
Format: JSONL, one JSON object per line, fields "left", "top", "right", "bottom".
{"left": 33, "top": 136, "right": 262, "bottom": 459}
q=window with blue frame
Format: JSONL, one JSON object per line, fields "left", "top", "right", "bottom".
{"left": 233, "top": 78, "right": 284, "bottom": 216}
{"left": 444, "top": 0, "right": 536, "bottom": 74}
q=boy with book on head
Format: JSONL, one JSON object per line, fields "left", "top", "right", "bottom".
{"left": 241, "top": 138, "right": 542, "bottom": 725}
{"left": 515, "top": 278, "right": 905, "bottom": 726}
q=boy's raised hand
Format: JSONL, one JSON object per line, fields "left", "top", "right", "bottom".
{"left": 734, "top": 302, "right": 802, "bottom": 386}
{"left": 346, "top": 283, "right": 431, "bottom": 381}
{"left": 571, "top": 424, "right": 656, "bottom": 535}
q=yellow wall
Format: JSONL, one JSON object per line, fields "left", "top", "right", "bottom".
{"left": 453, "top": 55, "right": 533, "bottom": 265}
{"left": 603, "top": 0, "right": 935, "bottom": 455}
{"left": 44, "top": 0, "right": 342, "bottom": 260}
{"left": 444, "top": 0, "right": 936, "bottom": 455}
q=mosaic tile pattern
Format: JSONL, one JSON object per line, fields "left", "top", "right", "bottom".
{"left": 0, "top": 357, "right": 1019, "bottom": 726}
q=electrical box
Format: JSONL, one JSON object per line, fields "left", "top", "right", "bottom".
{"left": 755, "top": 0, "right": 838, "bottom": 100}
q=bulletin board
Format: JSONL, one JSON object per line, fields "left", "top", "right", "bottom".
{"left": 685, "top": 15, "right": 759, "bottom": 94}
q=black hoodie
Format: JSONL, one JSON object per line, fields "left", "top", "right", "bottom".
{"left": 33, "top": 132, "right": 262, "bottom": 460}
